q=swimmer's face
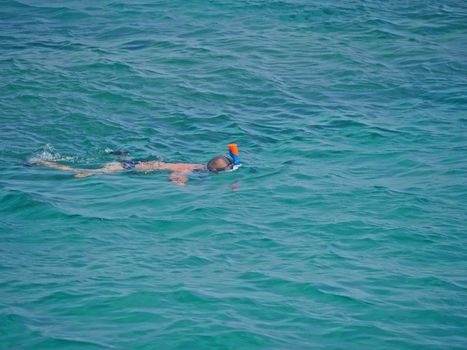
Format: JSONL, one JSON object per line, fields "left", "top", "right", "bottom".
{"left": 207, "top": 156, "right": 233, "bottom": 172}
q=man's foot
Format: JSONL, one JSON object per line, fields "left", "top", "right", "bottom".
{"left": 74, "top": 172, "right": 93, "bottom": 178}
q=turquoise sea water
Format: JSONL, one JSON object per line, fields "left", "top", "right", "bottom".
{"left": 1, "top": 0, "right": 467, "bottom": 349}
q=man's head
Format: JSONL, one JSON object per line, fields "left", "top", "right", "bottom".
{"left": 207, "top": 155, "right": 233, "bottom": 172}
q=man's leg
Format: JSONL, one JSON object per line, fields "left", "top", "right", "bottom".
{"left": 77, "top": 162, "right": 125, "bottom": 177}
{"left": 35, "top": 160, "right": 78, "bottom": 172}
{"left": 36, "top": 160, "right": 125, "bottom": 178}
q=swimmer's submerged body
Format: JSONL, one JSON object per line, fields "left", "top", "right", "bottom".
{"left": 34, "top": 144, "right": 241, "bottom": 186}
{"left": 35, "top": 159, "right": 206, "bottom": 185}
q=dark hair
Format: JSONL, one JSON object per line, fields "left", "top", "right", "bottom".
{"left": 207, "top": 155, "right": 233, "bottom": 172}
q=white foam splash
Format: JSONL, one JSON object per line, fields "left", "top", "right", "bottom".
{"left": 28, "top": 144, "right": 78, "bottom": 164}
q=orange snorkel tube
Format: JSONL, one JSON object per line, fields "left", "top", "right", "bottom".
{"left": 228, "top": 144, "right": 241, "bottom": 166}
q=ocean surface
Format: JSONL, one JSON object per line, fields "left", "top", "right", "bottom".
{"left": 1, "top": 0, "right": 467, "bottom": 349}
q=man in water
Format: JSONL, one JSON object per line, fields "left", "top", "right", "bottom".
{"left": 35, "top": 154, "right": 237, "bottom": 186}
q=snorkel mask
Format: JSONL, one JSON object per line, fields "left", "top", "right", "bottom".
{"left": 207, "top": 144, "right": 242, "bottom": 172}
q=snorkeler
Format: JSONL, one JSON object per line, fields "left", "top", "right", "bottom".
{"left": 34, "top": 144, "right": 241, "bottom": 186}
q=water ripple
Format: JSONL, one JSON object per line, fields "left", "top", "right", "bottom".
{"left": 1, "top": 0, "right": 467, "bottom": 349}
